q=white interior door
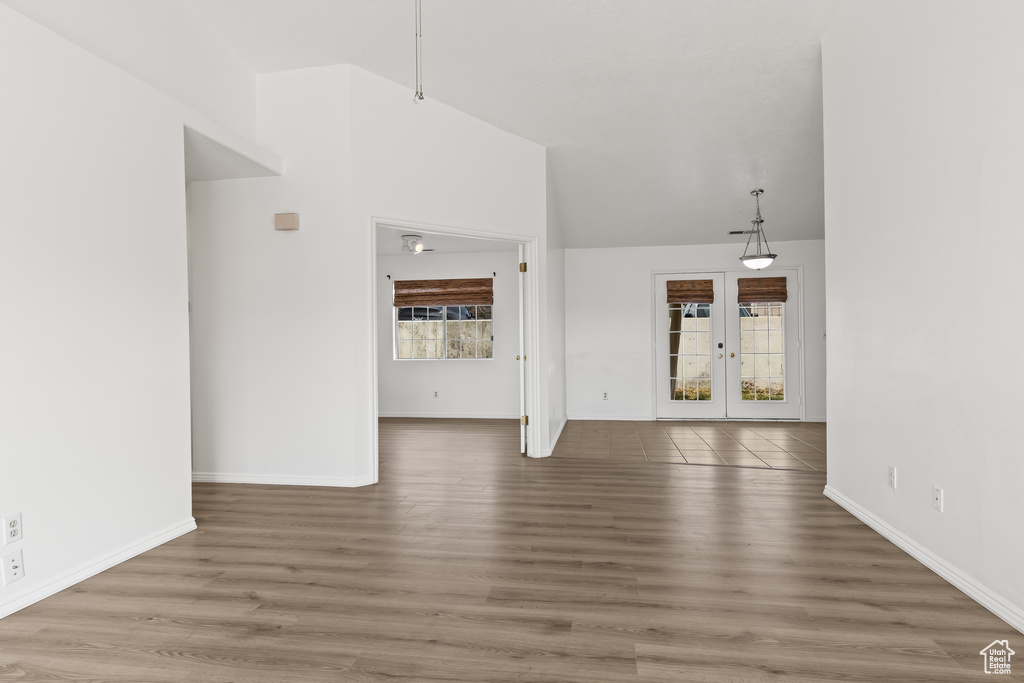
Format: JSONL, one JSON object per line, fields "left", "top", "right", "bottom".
{"left": 655, "top": 273, "right": 727, "bottom": 419}
{"left": 518, "top": 244, "right": 526, "bottom": 453}
{"left": 655, "top": 270, "right": 802, "bottom": 420}
{"left": 724, "top": 269, "right": 801, "bottom": 419}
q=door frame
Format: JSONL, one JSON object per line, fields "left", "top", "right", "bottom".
{"left": 370, "top": 217, "right": 543, "bottom": 484}
{"left": 649, "top": 266, "right": 807, "bottom": 421}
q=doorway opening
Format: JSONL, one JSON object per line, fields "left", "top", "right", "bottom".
{"left": 370, "top": 219, "right": 541, "bottom": 483}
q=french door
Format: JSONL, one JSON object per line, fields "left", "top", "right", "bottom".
{"left": 654, "top": 270, "right": 801, "bottom": 420}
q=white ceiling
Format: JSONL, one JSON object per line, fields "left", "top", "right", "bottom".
{"left": 186, "top": 0, "right": 841, "bottom": 249}
{"left": 10, "top": 0, "right": 842, "bottom": 249}
{"left": 376, "top": 226, "right": 519, "bottom": 256}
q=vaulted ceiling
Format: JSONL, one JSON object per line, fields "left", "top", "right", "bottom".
{"left": 12, "top": 0, "right": 843, "bottom": 248}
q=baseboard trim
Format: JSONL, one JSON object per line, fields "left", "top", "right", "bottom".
{"left": 0, "top": 518, "right": 196, "bottom": 620}
{"left": 378, "top": 412, "right": 520, "bottom": 420}
{"left": 566, "top": 415, "right": 652, "bottom": 421}
{"left": 823, "top": 485, "right": 1024, "bottom": 635}
{"left": 192, "top": 472, "right": 376, "bottom": 487}
{"left": 543, "top": 416, "right": 569, "bottom": 456}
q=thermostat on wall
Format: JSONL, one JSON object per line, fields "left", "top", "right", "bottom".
{"left": 274, "top": 213, "right": 299, "bottom": 231}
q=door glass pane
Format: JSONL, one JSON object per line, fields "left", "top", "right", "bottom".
{"left": 739, "top": 301, "right": 785, "bottom": 401}
{"left": 670, "top": 302, "right": 712, "bottom": 401}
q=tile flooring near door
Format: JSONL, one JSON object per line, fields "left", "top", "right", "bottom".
{"left": 552, "top": 420, "right": 826, "bottom": 470}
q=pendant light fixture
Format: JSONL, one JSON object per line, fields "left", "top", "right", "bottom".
{"left": 739, "top": 189, "right": 777, "bottom": 270}
{"left": 413, "top": 0, "right": 424, "bottom": 102}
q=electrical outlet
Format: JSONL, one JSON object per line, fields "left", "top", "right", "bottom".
{"left": 1, "top": 513, "right": 22, "bottom": 545}
{"left": 433, "top": 391, "right": 438, "bottom": 399}
{"left": 2, "top": 550, "right": 25, "bottom": 585}
{"left": 602, "top": 392, "right": 608, "bottom": 401}
{"left": 933, "top": 486, "right": 944, "bottom": 512}
{"left": 888, "top": 467, "right": 896, "bottom": 489}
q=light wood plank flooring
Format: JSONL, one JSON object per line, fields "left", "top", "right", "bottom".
{"left": 0, "top": 418, "right": 1015, "bottom": 681}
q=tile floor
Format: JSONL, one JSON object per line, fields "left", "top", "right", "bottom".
{"left": 551, "top": 420, "right": 827, "bottom": 471}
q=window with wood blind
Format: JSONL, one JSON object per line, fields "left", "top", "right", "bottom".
{"left": 393, "top": 279, "right": 494, "bottom": 360}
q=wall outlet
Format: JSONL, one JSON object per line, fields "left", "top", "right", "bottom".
{"left": 1, "top": 513, "right": 22, "bottom": 545}
{"left": 2, "top": 550, "right": 25, "bottom": 585}
{"left": 888, "top": 467, "right": 896, "bottom": 489}
{"left": 602, "top": 392, "right": 608, "bottom": 401}
{"left": 933, "top": 486, "right": 944, "bottom": 512}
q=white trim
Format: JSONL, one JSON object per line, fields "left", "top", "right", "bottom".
{"left": 567, "top": 414, "right": 653, "bottom": 421}
{"left": 371, "top": 216, "right": 544, "bottom": 468}
{"left": 378, "top": 412, "right": 520, "bottom": 420}
{"left": 547, "top": 416, "right": 568, "bottom": 454}
{"left": 0, "top": 518, "right": 196, "bottom": 620}
{"left": 823, "top": 485, "right": 1024, "bottom": 636}
{"left": 192, "top": 472, "right": 376, "bottom": 487}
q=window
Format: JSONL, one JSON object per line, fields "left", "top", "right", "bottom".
{"left": 669, "top": 302, "right": 713, "bottom": 400}
{"left": 393, "top": 277, "right": 494, "bottom": 360}
{"left": 396, "top": 305, "right": 493, "bottom": 359}
{"left": 739, "top": 302, "right": 785, "bottom": 400}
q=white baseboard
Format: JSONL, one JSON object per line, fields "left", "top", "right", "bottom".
{"left": 543, "top": 416, "right": 568, "bottom": 456}
{"left": 192, "top": 472, "right": 376, "bottom": 487}
{"left": 823, "top": 485, "right": 1024, "bottom": 635}
{"left": 0, "top": 518, "right": 196, "bottom": 620}
{"left": 566, "top": 414, "right": 652, "bottom": 421}
{"left": 378, "top": 412, "right": 519, "bottom": 420}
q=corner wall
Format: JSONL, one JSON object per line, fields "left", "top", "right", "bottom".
{"left": 0, "top": 5, "right": 194, "bottom": 617}
{"left": 188, "top": 66, "right": 359, "bottom": 486}
{"left": 565, "top": 240, "right": 826, "bottom": 421}
{"left": 823, "top": 0, "right": 1024, "bottom": 631}
{"left": 348, "top": 67, "right": 549, "bottom": 456}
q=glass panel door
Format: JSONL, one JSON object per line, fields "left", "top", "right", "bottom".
{"left": 725, "top": 270, "right": 801, "bottom": 419}
{"left": 655, "top": 273, "right": 726, "bottom": 419}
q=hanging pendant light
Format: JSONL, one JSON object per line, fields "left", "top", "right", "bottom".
{"left": 739, "top": 189, "right": 777, "bottom": 270}
{"left": 413, "top": 0, "right": 424, "bottom": 102}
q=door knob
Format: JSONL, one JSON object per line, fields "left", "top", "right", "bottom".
{"left": 718, "top": 353, "right": 723, "bottom": 358}
{"left": 730, "top": 352, "right": 735, "bottom": 358}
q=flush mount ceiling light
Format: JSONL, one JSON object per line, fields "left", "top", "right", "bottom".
{"left": 739, "top": 189, "right": 778, "bottom": 270}
{"left": 413, "top": 0, "right": 424, "bottom": 102}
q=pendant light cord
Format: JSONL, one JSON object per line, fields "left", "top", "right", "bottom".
{"left": 414, "top": 0, "right": 424, "bottom": 102}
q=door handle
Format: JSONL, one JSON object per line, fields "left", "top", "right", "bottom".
{"left": 730, "top": 352, "right": 735, "bottom": 358}
{"left": 718, "top": 354, "right": 723, "bottom": 358}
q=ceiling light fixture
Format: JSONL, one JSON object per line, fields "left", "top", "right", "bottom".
{"left": 739, "top": 189, "right": 777, "bottom": 270}
{"left": 413, "top": 0, "right": 424, "bottom": 102}
{"left": 401, "top": 234, "right": 425, "bottom": 254}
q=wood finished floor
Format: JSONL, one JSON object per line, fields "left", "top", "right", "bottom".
{"left": 0, "top": 418, "right": 1016, "bottom": 681}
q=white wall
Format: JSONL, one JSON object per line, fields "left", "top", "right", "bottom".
{"left": 823, "top": 1, "right": 1024, "bottom": 632}
{"left": 1, "top": 0, "right": 258, "bottom": 139}
{"left": 348, "top": 67, "right": 550, "bottom": 457}
{"left": 188, "top": 64, "right": 549, "bottom": 484}
{"left": 565, "top": 240, "right": 826, "bottom": 421}
{"left": 377, "top": 251, "right": 520, "bottom": 419}
{"left": 0, "top": 5, "right": 194, "bottom": 617}
{"left": 546, "top": 156, "right": 568, "bottom": 446}
{"left": 189, "top": 66, "right": 359, "bottom": 486}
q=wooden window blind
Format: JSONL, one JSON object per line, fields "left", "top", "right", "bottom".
{"left": 737, "top": 276, "right": 788, "bottom": 303}
{"left": 666, "top": 279, "right": 715, "bottom": 304}
{"left": 393, "top": 278, "right": 494, "bottom": 307}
